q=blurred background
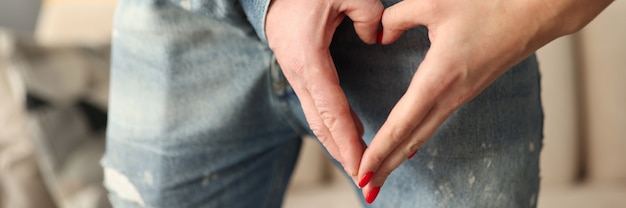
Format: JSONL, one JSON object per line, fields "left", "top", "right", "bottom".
{"left": 0, "top": 0, "right": 624, "bottom": 207}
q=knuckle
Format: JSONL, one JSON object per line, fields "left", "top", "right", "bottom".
{"left": 319, "top": 110, "right": 339, "bottom": 132}
{"left": 316, "top": 134, "right": 331, "bottom": 145}
{"left": 365, "top": 151, "right": 386, "bottom": 165}
{"left": 363, "top": 5, "right": 384, "bottom": 24}
{"left": 336, "top": 142, "right": 352, "bottom": 153}
{"left": 390, "top": 124, "right": 413, "bottom": 143}
{"left": 319, "top": 109, "right": 352, "bottom": 136}
{"left": 407, "top": 139, "right": 426, "bottom": 155}
{"left": 309, "top": 123, "right": 329, "bottom": 142}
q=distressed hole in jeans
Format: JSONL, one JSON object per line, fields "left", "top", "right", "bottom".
{"left": 104, "top": 168, "right": 146, "bottom": 207}
{"left": 468, "top": 171, "right": 476, "bottom": 187}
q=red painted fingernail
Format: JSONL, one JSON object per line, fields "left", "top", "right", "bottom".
{"left": 376, "top": 30, "right": 383, "bottom": 44}
{"left": 358, "top": 172, "right": 373, "bottom": 188}
{"left": 408, "top": 151, "right": 418, "bottom": 159}
{"left": 366, "top": 186, "right": 381, "bottom": 204}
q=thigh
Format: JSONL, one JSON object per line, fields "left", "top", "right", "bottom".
{"left": 330, "top": 10, "right": 543, "bottom": 208}
{"left": 102, "top": 1, "right": 300, "bottom": 207}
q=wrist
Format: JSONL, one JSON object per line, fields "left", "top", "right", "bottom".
{"left": 530, "top": 0, "right": 613, "bottom": 38}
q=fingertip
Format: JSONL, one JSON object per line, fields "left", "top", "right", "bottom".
{"left": 358, "top": 171, "right": 374, "bottom": 188}
{"left": 346, "top": 149, "right": 365, "bottom": 179}
{"left": 379, "top": 0, "right": 425, "bottom": 44}
{"left": 342, "top": 161, "right": 357, "bottom": 178}
{"left": 408, "top": 150, "right": 418, "bottom": 159}
{"left": 344, "top": 0, "right": 384, "bottom": 45}
{"left": 366, "top": 186, "right": 381, "bottom": 204}
{"left": 353, "top": 22, "right": 380, "bottom": 45}
{"left": 341, "top": 144, "right": 364, "bottom": 178}
{"left": 379, "top": 26, "right": 407, "bottom": 45}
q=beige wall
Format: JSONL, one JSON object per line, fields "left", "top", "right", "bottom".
{"left": 578, "top": 0, "right": 626, "bottom": 184}
{"left": 536, "top": 35, "right": 580, "bottom": 186}
{"left": 538, "top": 0, "right": 626, "bottom": 187}
{"left": 36, "top": 0, "right": 117, "bottom": 46}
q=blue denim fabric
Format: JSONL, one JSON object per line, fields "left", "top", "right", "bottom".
{"left": 103, "top": 0, "right": 543, "bottom": 207}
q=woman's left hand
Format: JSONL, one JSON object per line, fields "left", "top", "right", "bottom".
{"left": 356, "top": 0, "right": 613, "bottom": 203}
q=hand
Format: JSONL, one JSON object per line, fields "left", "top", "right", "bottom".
{"left": 356, "top": 0, "right": 613, "bottom": 203}
{"left": 265, "top": 0, "right": 383, "bottom": 179}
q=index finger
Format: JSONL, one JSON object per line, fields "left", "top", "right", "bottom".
{"left": 287, "top": 49, "right": 366, "bottom": 178}
{"left": 356, "top": 55, "right": 445, "bottom": 186}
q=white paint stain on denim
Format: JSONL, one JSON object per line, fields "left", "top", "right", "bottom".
{"left": 212, "top": 0, "right": 229, "bottom": 18}
{"left": 529, "top": 142, "right": 535, "bottom": 152}
{"left": 427, "top": 148, "right": 438, "bottom": 156}
{"left": 436, "top": 183, "right": 454, "bottom": 207}
{"left": 530, "top": 193, "right": 537, "bottom": 206}
{"left": 144, "top": 171, "right": 153, "bottom": 185}
{"left": 484, "top": 158, "right": 492, "bottom": 169}
{"left": 468, "top": 172, "right": 476, "bottom": 187}
{"left": 484, "top": 184, "right": 493, "bottom": 192}
{"left": 104, "top": 168, "right": 146, "bottom": 206}
{"left": 180, "top": 0, "right": 191, "bottom": 10}
{"left": 427, "top": 161, "right": 434, "bottom": 171}
{"left": 496, "top": 193, "right": 505, "bottom": 203}
{"left": 482, "top": 143, "right": 494, "bottom": 149}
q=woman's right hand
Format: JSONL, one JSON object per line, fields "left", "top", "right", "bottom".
{"left": 265, "top": 0, "right": 383, "bottom": 181}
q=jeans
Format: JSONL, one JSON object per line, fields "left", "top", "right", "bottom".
{"left": 102, "top": 0, "right": 544, "bottom": 207}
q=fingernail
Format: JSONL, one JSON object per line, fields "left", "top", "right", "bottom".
{"left": 376, "top": 30, "right": 383, "bottom": 44}
{"left": 408, "top": 150, "right": 418, "bottom": 159}
{"left": 366, "top": 186, "right": 381, "bottom": 204}
{"left": 358, "top": 172, "right": 373, "bottom": 188}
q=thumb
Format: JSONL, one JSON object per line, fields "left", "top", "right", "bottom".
{"left": 341, "top": 0, "right": 384, "bottom": 44}
{"left": 380, "top": 0, "right": 430, "bottom": 44}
